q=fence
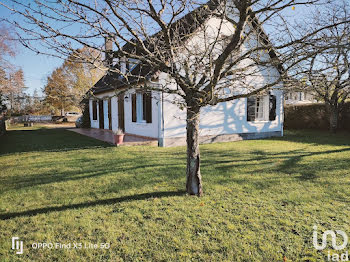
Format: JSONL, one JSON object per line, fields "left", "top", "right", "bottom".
{"left": 9, "top": 115, "right": 53, "bottom": 123}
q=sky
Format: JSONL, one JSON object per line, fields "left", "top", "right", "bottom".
{"left": 0, "top": 1, "right": 314, "bottom": 97}
{"left": 0, "top": 2, "right": 68, "bottom": 96}
{"left": 11, "top": 48, "right": 62, "bottom": 96}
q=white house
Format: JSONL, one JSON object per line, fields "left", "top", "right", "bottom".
{"left": 87, "top": 3, "right": 284, "bottom": 147}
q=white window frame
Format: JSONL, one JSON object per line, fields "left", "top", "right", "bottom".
{"left": 255, "top": 96, "right": 265, "bottom": 121}
{"left": 253, "top": 96, "right": 269, "bottom": 122}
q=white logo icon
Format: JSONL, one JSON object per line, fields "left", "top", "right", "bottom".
{"left": 313, "top": 225, "right": 348, "bottom": 250}
{"left": 11, "top": 237, "right": 23, "bottom": 254}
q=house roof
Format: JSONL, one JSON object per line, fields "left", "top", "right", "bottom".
{"left": 92, "top": 1, "right": 219, "bottom": 95}
{"left": 91, "top": 1, "right": 284, "bottom": 95}
{"left": 91, "top": 63, "right": 153, "bottom": 95}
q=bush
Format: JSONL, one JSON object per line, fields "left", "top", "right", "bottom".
{"left": 284, "top": 102, "right": 350, "bottom": 131}
{"left": 0, "top": 116, "right": 6, "bottom": 136}
{"left": 80, "top": 100, "right": 91, "bottom": 128}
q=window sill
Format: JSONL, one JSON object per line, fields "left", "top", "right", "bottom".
{"left": 133, "top": 121, "right": 151, "bottom": 125}
{"left": 249, "top": 120, "right": 273, "bottom": 123}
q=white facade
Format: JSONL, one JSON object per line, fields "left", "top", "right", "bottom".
{"left": 162, "top": 91, "right": 283, "bottom": 139}
{"left": 89, "top": 89, "right": 161, "bottom": 139}
{"left": 89, "top": 12, "right": 284, "bottom": 146}
{"left": 89, "top": 80, "right": 283, "bottom": 147}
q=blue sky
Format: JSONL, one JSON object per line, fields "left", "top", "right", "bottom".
{"left": 0, "top": 1, "right": 311, "bottom": 96}
{"left": 11, "top": 48, "right": 62, "bottom": 96}
{"left": 0, "top": 2, "right": 67, "bottom": 96}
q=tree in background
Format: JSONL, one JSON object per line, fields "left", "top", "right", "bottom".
{"left": 289, "top": 1, "right": 350, "bottom": 133}
{"left": 44, "top": 67, "right": 75, "bottom": 116}
{"left": 0, "top": 69, "right": 26, "bottom": 115}
{"left": 0, "top": 68, "right": 7, "bottom": 114}
{"left": 44, "top": 48, "right": 103, "bottom": 116}
{"left": 22, "top": 89, "right": 47, "bottom": 115}
{"left": 0, "top": 25, "right": 15, "bottom": 67}
{"left": 0, "top": 25, "right": 13, "bottom": 114}
{"left": 9, "top": 69, "right": 26, "bottom": 114}
{"left": 65, "top": 48, "right": 104, "bottom": 100}
{"left": 0, "top": 25, "right": 26, "bottom": 115}
{"left": 2, "top": 0, "right": 349, "bottom": 195}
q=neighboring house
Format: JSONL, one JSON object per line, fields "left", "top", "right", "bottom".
{"left": 87, "top": 3, "right": 284, "bottom": 147}
{"left": 285, "top": 91, "right": 318, "bottom": 105}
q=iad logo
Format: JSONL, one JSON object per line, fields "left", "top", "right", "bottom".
{"left": 313, "top": 225, "right": 348, "bottom": 251}
{"left": 11, "top": 237, "right": 23, "bottom": 254}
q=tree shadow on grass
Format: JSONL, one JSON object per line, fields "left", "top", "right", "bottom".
{"left": 0, "top": 190, "right": 186, "bottom": 220}
{"left": 201, "top": 146, "right": 350, "bottom": 191}
{"left": 0, "top": 128, "right": 113, "bottom": 155}
{"left": 0, "top": 151, "right": 185, "bottom": 193}
{"left": 271, "top": 130, "right": 350, "bottom": 146}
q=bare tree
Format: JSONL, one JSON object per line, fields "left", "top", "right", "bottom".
{"left": 0, "top": 25, "right": 15, "bottom": 67}
{"left": 44, "top": 48, "right": 104, "bottom": 116}
{"left": 288, "top": 1, "right": 350, "bottom": 133}
{"left": 0, "top": 25, "right": 16, "bottom": 114}
{"left": 1, "top": 0, "right": 349, "bottom": 195}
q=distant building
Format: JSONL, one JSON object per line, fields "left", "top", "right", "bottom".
{"left": 284, "top": 91, "right": 318, "bottom": 105}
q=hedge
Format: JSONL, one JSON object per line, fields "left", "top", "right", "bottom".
{"left": 0, "top": 116, "right": 6, "bottom": 136}
{"left": 81, "top": 100, "right": 91, "bottom": 128}
{"left": 284, "top": 102, "right": 350, "bottom": 131}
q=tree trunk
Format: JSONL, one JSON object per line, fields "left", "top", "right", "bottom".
{"left": 329, "top": 106, "right": 338, "bottom": 133}
{"left": 186, "top": 106, "right": 203, "bottom": 196}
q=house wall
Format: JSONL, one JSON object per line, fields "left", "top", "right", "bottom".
{"left": 156, "top": 15, "right": 284, "bottom": 146}
{"left": 89, "top": 12, "right": 284, "bottom": 146}
{"left": 90, "top": 92, "right": 114, "bottom": 130}
{"left": 123, "top": 89, "right": 160, "bottom": 138}
{"left": 90, "top": 88, "right": 160, "bottom": 139}
{"left": 161, "top": 87, "right": 283, "bottom": 147}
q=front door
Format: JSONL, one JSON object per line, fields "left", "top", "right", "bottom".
{"left": 118, "top": 94, "right": 125, "bottom": 132}
{"left": 99, "top": 100, "right": 104, "bottom": 129}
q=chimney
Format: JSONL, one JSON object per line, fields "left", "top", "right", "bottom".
{"left": 104, "top": 36, "right": 114, "bottom": 67}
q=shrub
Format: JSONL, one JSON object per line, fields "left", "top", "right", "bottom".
{"left": 0, "top": 115, "right": 6, "bottom": 136}
{"left": 284, "top": 102, "right": 350, "bottom": 131}
{"left": 80, "top": 100, "right": 91, "bottom": 128}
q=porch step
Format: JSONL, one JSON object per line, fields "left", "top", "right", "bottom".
{"left": 68, "top": 128, "right": 158, "bottom": 147}
{"left": 118, "top": 140, "right": 158, "bottom": 147}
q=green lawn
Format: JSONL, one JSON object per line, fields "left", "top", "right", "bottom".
{"left": 0, "top": 126, "right": 349, "bottom": 261}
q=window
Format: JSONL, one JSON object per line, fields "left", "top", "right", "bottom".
{"left": 132, "top": 92, "right": 152, "bottom": 123}
{"left": 92, "top": 100, "right": 98, "bottom": 120}
{"left": 247, "top": 95, "right": 276, "bottom": 122}
{"left": 255, "top": 97, "right": 265, "bottom": 120}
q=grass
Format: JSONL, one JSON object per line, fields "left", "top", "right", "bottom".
{"left": 0, "top": 125, "right": 349, "bottom": 261}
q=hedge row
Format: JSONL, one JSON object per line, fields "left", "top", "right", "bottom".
{"left": 284, "top": 102, "right": 350, "bottom": 131}
{"left": 0, "top": 116, "right": 6, "bottom": 136}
